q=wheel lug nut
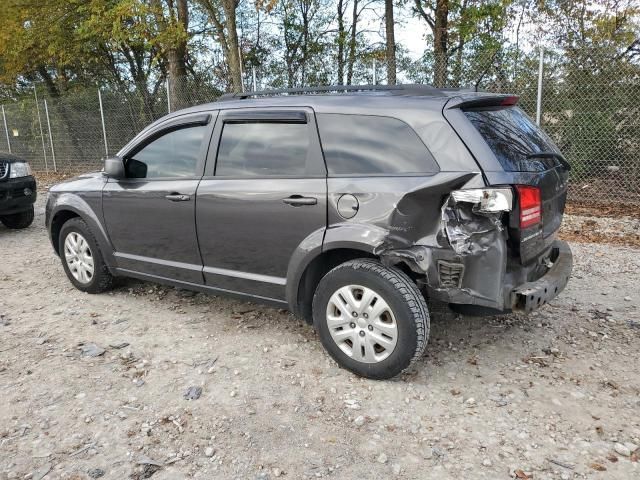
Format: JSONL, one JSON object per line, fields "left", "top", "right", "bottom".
{"left": 368, "top": 325, "right": 373, "bottom": 331}
{"left": 352, "top": 312, "right": 358, "bottom": 317}
{"left": 363, "top": 313, "right": 368, "bottom": 319}
{"left": 350, "top": 322, "right": 356, "bottom": 329}
{"left": 359, "top": 330, "right": 365, "bottom": 337}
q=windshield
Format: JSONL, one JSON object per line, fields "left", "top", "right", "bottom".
{"left": 464, "top": 106, "right": 561, "bottom": 172}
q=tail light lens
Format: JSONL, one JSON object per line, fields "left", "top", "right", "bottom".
{"left": 516, "top": 185, "right": 541, "bottom": 228}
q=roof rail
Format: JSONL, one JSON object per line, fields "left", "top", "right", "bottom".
{"left": 217, "top": 84, "right": 459, "bottom": 101}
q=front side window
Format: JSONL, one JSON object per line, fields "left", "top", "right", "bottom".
{"left": 215, "top": 122, "right": 309, "bottom": 176}
{"left": 317, "top": 114, "right": 439, "bottom": 175}
{"left": 126, "top": 125, "right": 207, "bottom": 179}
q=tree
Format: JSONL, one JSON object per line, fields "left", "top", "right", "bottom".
{"left": 198, "top": 0, "right": 243, "bottom": 92}
{"left": 414, "top": 0, "right": 449, "bottom": 87}
{"left": 336, "top": 0, "right": 348, "bottom": 83}
{"left": 385, "top": 0, "right": 397, "bottom": 84}
{"left": 150, "top": 0, "right": 191, "bottom": 108}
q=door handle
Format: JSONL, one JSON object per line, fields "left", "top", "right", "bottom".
{"left": 283, "top": 195, "right": 317, "bottom": 206}
{"left": 165, "top": 193, "right": 191, "bottom": 202}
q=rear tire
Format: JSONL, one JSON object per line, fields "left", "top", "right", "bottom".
{"left": 59, "top": 217, "right": 113, "bottom": 294}
{"left": 312, "top": 259, "right": 429, "bottom": 379}
{"left": 1, "top": 206, "right": 34, "bottom": 229}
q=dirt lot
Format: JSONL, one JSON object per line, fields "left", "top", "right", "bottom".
{"left": 1, "top": 195, "right": 639, "bottom": 480}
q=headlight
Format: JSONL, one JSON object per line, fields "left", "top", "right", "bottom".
{"left": 9, "top": 162, "right": 32, "bottom": 178}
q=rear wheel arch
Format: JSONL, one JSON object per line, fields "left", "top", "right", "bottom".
{"left": 294, "top": 247, "right": 376, "bottom": 324}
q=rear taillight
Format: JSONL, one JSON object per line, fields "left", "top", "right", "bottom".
{"left": 515, "top": 185, "right": 541, "bottom": 228}
{"left": 450, "top": 188, "right": 513, "bottom": 213}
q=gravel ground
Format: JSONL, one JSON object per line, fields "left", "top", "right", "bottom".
{"left": 1, "top": 196, "right": 639, "bottom": 480}
{"left": 560, "top": 214, "right": 640, "bottom": 248}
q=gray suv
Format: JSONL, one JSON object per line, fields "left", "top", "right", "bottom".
{"left": 46, "top": 85, "right": 572, "bottom": 379}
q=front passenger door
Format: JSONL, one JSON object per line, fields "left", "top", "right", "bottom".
{"left": 102, "top": 112, "right": 215, "bottom": 284}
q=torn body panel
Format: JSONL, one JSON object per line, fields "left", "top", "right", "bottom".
{"left": 326, "top": 172, "right": 515, "bottom": 310}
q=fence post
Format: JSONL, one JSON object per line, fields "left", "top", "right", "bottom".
{"left": 98, "top": 89, "right": 109, "bottom": 157}
{"left": 372, "top": 59, "right": 377, "bottom": 85}
{"left": 536, "top": 46, "right": 544, "bottom": 126}
{"left": 252, "top": 67, "right": 257, "bottom": 92}
{"left": 44, "top": 99, "right": 57, "bottom": 172}
{"left": 2, "top": 106, "right": 10, "bottom": 154}
{"left": 166, "top": 77, "right": 171, "bottom": 113}
{"left": 33, "top": 86, "right": 49, "bottom": 173}
{"left": 238, "top": 46, "right": 245, "bottom": 93}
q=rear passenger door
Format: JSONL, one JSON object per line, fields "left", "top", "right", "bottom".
{"left": 195, "top": 108, "right": 326, "bottom": 302}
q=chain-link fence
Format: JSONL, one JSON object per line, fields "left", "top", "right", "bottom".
{"left": 1, "top": 49, "right": 639, "bottom": 205}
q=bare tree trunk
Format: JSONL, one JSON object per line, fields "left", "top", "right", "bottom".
{"left": 385, "top": 0, "right": 396, "bottom": 85}
{"left": 433, "top": 0, "right": 449, "bottom": 88}
{"left": 337, "top": 0, "right": 346, "bottom": 85}
{"left": 451, "top": 0, "right": 466, "bottom": 87}
{"left": 153, "top": 0, "right": 189, "bottom": 108}
{"left": 222, "top": 0, "right": 242, "bottom": 92}
{"left": 301, "top": 2, "right": 310, "bottom": 87}
{"left": 346, "top": 0, "right": 359, "bottom": 85}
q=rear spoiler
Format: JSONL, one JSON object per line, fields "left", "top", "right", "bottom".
{"left": 446, "top": 95, "right": 519, "bottom": 110}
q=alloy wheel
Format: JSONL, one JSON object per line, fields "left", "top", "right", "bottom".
{"left": 64, "top": 232, "right": 95, "bottom": 284}
{"left": 326, "top": 285, "right": 398, "bottom": 363}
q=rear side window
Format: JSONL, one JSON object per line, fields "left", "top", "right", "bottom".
{"left": 317, "top": 114, "right": 439, "bottom": 175}
{"left": 216, "top": 122, "right": 309, "bottom": 176}
{"left": 464, "top": 106, "right": 561, "bottom": 172}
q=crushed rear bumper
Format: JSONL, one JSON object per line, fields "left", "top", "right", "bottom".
{"left": 510, "top": 240, "right": 572, "bottom": 312}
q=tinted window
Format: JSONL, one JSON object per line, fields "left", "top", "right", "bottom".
{"left": 317, "top": 114, "right": 438, "bottom": 175}
{"left": 127, "top": 125, "right": 207, "bottom": 178}
{"left": 216, "top": 122, "right": 309, "bottom": 176}
{"left": 464, "top": 106, "right": 561, "bottom": 172}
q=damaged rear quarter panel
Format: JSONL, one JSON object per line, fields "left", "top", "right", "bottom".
{"left": 324, "top": 172, "right": 511, "bottom": 309}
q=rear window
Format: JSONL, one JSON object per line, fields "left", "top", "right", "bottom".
{"left": 464, "top": 106, "right": 561, "bottom": 172}
{"left": 317, "top": 114, "right": 439, "bottom": 175}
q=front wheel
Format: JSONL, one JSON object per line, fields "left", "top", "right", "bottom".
{"left": 312, "top": 259, "right": 429, "bottom": 379}
{"left": 1, "top": 205, "right": 34, "bottom": 229}
{"left": 59, "top": 217, "right": 113, "bottom": 293}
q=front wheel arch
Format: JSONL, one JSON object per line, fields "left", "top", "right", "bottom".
{"left": 51, "top": 210, "right": 80, "bottom": 255}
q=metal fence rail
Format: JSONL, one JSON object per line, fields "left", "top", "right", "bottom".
{"left": 1, "top": 50, "right": 639, "bottom": 205}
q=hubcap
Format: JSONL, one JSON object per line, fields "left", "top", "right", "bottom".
{"left": 326, "top": 285, "right": 398, "bottom": 364}
{"left": 64, "top": 232, "right": 94, "bottom": 284}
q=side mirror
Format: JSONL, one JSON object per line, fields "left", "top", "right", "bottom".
{"left": 104, "top": 156, "right": 125, "bottom": 179}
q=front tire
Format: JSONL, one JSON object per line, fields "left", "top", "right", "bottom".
{"left": 59, "top": 217, "right": 113, "bottom": 293}
{"left": 1, "top": 206, "right": 34, "bottom": 229}
{"left": 312, "top": 259, "right": 429, "bottom": 379}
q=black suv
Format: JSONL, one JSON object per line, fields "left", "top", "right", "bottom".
{"left": 46, "top": 85, "right": 572, "bottom": 379}
{"left": 0, "top": 152, "right": 36, "bottom": 229}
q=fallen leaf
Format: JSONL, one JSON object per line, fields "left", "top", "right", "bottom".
{"left": 514, "top": 469, "right": 531, "bottom": 479}
{"left": 590, "top": 462, "right": 606, "bottom": 471}
{"left": 606, "top": 454, "right": 618, "bottom": 463}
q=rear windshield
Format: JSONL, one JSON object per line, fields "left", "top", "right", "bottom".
{"left": 464, "top": 106, "right": 561, "bottom": 172}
